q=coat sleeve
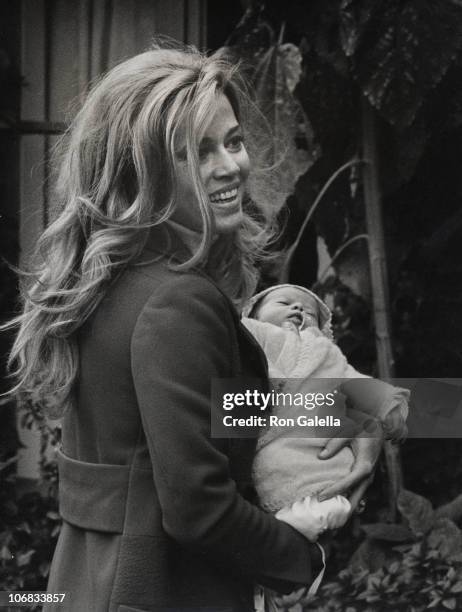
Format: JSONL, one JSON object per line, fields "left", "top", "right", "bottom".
{"left": 341, "top": 377, "right": 409, "bottom": 441}
{"left": 131, "top": 274, "right": 323, "bottom": 592}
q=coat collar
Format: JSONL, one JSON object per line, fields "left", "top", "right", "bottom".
{"left": 142, "top": 221, "right": 201, "bottom": 264}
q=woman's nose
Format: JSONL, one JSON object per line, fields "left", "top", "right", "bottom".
{"left": 212, "top": 148, "right": 240, "bottom": 178}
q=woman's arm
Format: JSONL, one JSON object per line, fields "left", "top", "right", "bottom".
{"left": 131, "top": 274, "right": 323, "bottom": 593}
{"left": 314, "top": 375, "right": 409, "bottom": 505}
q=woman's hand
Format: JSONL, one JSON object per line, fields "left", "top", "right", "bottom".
{"left": 316, "top": 431, "right": 384, "bottom": 510}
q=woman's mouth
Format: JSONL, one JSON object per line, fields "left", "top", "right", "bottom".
{"left": 209, "top": 186, "right": 239, "bottom": 204}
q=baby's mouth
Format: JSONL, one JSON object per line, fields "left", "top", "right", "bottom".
{"left": 287, "top": 312, "right": 304, "bottom": 328}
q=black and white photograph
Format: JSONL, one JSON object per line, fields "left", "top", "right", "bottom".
{"left": 1, "top": 1, "right": 462, "bottom": 610}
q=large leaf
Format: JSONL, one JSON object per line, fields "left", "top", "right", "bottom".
{"left": 222, "top": 11, "right": 318, "bottom": 214}
{"left": 427, "top": 53, "right": 462, "bottom": 133}
{"left": 397, "top": 489, "right": 435, "bottom": 536}
{"left": 342, "top": 0, "right": 462, "bottom": 128}
{"left": 361, "top": 522, "right": 415, "bottom": 542}
{"left": 427, "top": 517, "right": 462, "bottom": 562}
{"left": 339, "top": 0, "right": 381, "bottom": 58}
{"left": 245, "top": 42, "right": 317, "bottom": 213}
{"left": 224, "top": 2, "right": 273, "bottom": 51}
{"left": 348, "top": 538, "right": 397, "bottom": 572}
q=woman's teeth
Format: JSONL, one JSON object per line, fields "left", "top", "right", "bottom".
{"left": 210, "top": 187, "right": 238, "bottom": 203}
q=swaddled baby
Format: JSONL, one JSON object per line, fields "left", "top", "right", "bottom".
{"left": 242, "top": 284, "right": 409, "bottom": 540}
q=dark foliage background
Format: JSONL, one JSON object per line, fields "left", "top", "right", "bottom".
{"left": 223, "top": 1, "right": 462, "bottom": 608}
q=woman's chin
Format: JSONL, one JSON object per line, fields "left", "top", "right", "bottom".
{"left": 213, "top": 205, "right": 244, "bottom": 234}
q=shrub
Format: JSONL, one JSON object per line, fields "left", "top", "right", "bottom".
{"left": 308, "top": 490, "right": 462, "bottom": 611}
{"left": 0, "top": 403, "right": 61, "bottom": 595}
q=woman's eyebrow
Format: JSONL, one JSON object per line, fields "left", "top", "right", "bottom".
{"left": 200, "top": 124, "right": 241, "bottom": 147}
{"left": 226, "top": 124, "right": 241, "bottom": 136}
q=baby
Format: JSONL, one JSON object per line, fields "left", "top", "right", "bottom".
{"left": 241, "top": 284, "right": 409, "bottom": 540}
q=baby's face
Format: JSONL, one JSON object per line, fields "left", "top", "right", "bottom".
{"left": 255, "top": 288, "right": 320, "bottom": 330}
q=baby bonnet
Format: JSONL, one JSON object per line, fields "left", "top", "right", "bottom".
{"left": 242, "top": 284, "right": 334, "bottom": 340}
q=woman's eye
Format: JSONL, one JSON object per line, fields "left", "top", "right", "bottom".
{"left": 227, "top": 135, "right": 244, "bottom": 152}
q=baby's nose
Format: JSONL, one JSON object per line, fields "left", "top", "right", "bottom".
{"left": 291, "top": 302, "right": 303, "bottom": 311}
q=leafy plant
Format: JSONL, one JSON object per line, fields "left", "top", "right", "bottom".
{"left": 308, "top": 489, "right": 462, "bottom": 611}
{"left": 0, "top": 485, "right": 60, "bottom": 592}
{"left": 0, "top": 406, "right": 60, "bottom": 595}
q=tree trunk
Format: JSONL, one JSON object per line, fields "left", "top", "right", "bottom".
{"left": 361, "top": 97, "right": 402, "bottom": 521}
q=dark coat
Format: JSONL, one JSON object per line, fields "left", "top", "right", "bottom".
{"left": 45, "top": 247, "right": 323, "bottom": 612}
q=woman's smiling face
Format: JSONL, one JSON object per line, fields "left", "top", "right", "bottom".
{"left": 172, "top": 93, "right": 250, "bottom": 234}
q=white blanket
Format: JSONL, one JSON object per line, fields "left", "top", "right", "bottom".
{"left": 242, "top": 318, "right": 408, "bottom": 511}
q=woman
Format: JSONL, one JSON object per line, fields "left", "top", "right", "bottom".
{"left": 7, "top": 44, "right": 381, "bottom": 611}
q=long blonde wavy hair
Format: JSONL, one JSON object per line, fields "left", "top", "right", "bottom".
{"left": 5, "top": 43, "right": 277, "bottom": 417}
